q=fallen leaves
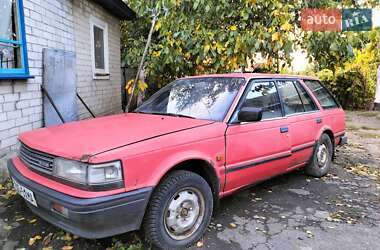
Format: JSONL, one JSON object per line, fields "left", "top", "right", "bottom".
{"left": 15, "top": 216, "right": 25, "bottom": 222}
{"left": 2, "top": 189, "right": 17, "bottom": 199}
{"left": 61, "top": 232, "right": 73, "bottom": 241}
{"left": 228, "top": 222, "right": 237, "bottom": 229}
{"left": 327, "top": 210, "right": 358, "bottom": 224}
{"left": 196, "top": 240, "right": 204, "bottom": 248}
{"left": 62, "top": 246, "right": 73, "bottom": 250}
{"left": 29, "top": 218, "right": 37, "bottom": 224}
{"left": 344, "top": 164, "right": 380, "bottom": 183}
{"left": 42, "top": 233, "right": 53, "bottom": 247}
{"left": 29, "top": 235, "right": 42, "bottom": 246}
{"left": 305, "top": 230, "right": 314, "bottom": 238}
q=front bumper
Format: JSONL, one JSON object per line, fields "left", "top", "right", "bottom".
{"left": 8, "top": 159, "right": 153, "bottom": 239}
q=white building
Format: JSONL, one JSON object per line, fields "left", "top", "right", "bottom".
{"left": 0, "top": 0, "right": 135, "bottom": 162}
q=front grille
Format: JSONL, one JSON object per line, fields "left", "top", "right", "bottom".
{"left": 19, "top": 143, "right": 55, "bottom": 174}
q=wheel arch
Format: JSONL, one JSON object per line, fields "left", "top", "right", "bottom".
{"left": 317, "top": 126, "right": 335, "bottom": 158}
{"left": 154, "top": 158, "right": 220, "bottom": 213}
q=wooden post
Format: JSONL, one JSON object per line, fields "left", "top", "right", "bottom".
{"left": 126, "top": 10, "right": 159, "bottom": 112}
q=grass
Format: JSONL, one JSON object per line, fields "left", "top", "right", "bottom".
{"left": 347, "top": 124, "right": 360, "bottom": 131}
{"left": 361, "top": 132, "right": 380, "bottom": 139}
{"left": 361, "top": 126, "right": 379, "bottom": 131}
{"left": 357, "top": 111, "right": 379, "bottom": 118}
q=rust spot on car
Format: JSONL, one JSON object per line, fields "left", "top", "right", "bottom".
{"left": 216, "top": 155, "right": 223, "bottom": 161}
{"left": 79, "top": 154, "right": 92, "bottom": 162}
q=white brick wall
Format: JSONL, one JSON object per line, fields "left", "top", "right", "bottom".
{"left": 73, "top": 0, "right": 122, "bottom": 119}
{"left": 0, "top": 0, "right": 75, "bottom": 156}
{"left": 0, "top": 0, "right": 123, "bottom": 156}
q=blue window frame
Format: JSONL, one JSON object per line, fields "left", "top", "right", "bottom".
{"left": 0, "top": 0, "right": 31, "bottom": 79}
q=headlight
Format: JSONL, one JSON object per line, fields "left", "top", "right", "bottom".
{"left": 87, "top": 161, "right": 122, "bottom": 185}
{"left": 53, "top": 158, "right": 123, "bottom": 190}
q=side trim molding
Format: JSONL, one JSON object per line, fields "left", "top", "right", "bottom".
{"left": 226, "top": 142, "right": 316, "bottom": 174}
{"left": 291, "top": 142, "right": 315, "bottom": 153}
{"left": 226, "top": 152, "right": 292, "bottom": 173}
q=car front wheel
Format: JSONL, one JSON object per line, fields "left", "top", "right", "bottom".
{"left": 144, "top": 170, "right": 213, "bottom": 250}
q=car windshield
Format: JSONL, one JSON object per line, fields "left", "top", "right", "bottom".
{"left": 135, "top": 77, "right": 245, "bottom": 121}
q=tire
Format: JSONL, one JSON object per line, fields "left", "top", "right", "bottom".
{"left": 143, "top": 170, "right": 213, "bottom": 250}
{"left": 305, "top": 133, "right": 333, "bottom": 177}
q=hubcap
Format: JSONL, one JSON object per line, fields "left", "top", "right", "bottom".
{"left": 317, "top": 143, "right": 328, "bottom": 167}
{"left": 164, "top": 187, "right": 205, "bottom": 240}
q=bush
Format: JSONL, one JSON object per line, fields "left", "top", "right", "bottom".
{"left": 334, "top": 67, "right": 372, "bottom": 110}
{"left": 317, "top": 69, "right": 334, "bottom": 87}
{"left": 316, "top": 47, "right": 378, "bottom": 110}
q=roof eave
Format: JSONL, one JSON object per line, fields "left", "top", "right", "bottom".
{"left": 93, "top": 0, "right": 136, "bottom": 20}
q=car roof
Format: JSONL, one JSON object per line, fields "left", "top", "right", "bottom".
{"left": 181, "top": 73, "right": 319, "bottom": 81}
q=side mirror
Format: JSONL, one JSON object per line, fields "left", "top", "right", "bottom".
{"left": 238, "top": 107, "right": 263, "bottom": 123}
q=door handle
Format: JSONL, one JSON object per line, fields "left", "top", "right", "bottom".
{"left": 316, "top": 118, "right": 322, "bottom": 124}
{"left": 280, "top": 127, "right": 289, "bottom": 133}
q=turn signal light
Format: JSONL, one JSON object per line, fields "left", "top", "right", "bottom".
{"left": 51, "top": 202, "right": 69, "bottom": 217}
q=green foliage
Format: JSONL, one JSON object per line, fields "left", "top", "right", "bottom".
{"left": 123, "top": 0, "right": 298, "bottom": 86}
{"left": 334, "top": 66, "right": 369, "bottom": 109}
{"left": 316, "top": 29, "right": 380, "bottom": 110}
{"left": 300, "top": 0, "right": 378, "bottom": 71}
{"left": 122, "top": 0, "right": 380, "bottom": 108}
{"left": 317, "top": 69, "right": 334, "bottom": 85}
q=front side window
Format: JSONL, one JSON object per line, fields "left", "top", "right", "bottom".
{"left": 238, "top": 80, "right": 282, "bottom": 120}
{"left": 304, "top": 80, "right": 339, "bottom": 109}
{"left": 277, "top": 80, "right": 304, "bottom": 115}
{"left": 136, "top": 77, "right": 245, "bottom": 122}
{"left": 0, "top": 0, "right": 29, "bottom": 78}
{"left": 90, "top": 16, "right": 109, "bottom": 79}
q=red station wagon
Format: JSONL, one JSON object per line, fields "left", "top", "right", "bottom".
{"left": 8, "top": 73, "right": 346, "bottom": 249}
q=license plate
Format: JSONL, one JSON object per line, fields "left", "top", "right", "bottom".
{"left": 12, "top": 178, "right": 37, "bottom": 207}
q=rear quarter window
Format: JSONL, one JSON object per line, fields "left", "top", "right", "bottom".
{"left": 303, "top": 80, "right": 339, "bottom": 109}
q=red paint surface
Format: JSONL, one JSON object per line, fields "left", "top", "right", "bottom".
{"left": 14, "top": 73, "right": 345, "bottom": 199}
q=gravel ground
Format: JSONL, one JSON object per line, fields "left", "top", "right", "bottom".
{"left": 1, "top": 111, "right": 380, "bottom": 250}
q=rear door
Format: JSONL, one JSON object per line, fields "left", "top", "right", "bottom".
{"left": 225, "top": 79, "right": 291, "bottom": 192}
{"left": 276, "top": 80, "right": 320, "bottom": 167}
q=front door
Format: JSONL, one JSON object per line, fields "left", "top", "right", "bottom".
{"left": 225, "top": 80, "right": 291, "bottom": 192}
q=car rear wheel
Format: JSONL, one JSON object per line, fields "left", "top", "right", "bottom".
{"left": 305, "top": 133, "right": 333, "bottom": 177}
{"left": 143, "top": 170, "right": 213, "bottom": 250}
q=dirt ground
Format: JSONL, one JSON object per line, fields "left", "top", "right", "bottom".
{"left": 1, "top": 111, "right": 380, "bottom": 250}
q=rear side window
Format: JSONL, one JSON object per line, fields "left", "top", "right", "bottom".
{"left": 304, "top": 80, "right": 339, "bottom": 109}
{"left": 277, "top": 80, "right": 304, "bottom": 115}
{"left": 294, "top": 81, "right": 317, "bottom": 112}
{"left": 240, "top": 80, "right": 282, "bottom": 120}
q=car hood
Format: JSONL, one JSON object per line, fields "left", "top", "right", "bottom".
{"left": 19, "top": 113, "right": 214, "bottom": 161}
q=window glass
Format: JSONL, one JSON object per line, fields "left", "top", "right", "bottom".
{"left": 240, "top": 80, "right": 282, "bottom": 120}
{"left": 277, "top": 80, "right": 304, "bottom": 115}
{"left": 93, "top": 25, "right": 105, "bottom": 69}
{"left": 0, "top": 0, "right": 23, "bottom": 69}
{"left": 136, "top": 77, "right": 245, "bottom": 122}
{"left": 294, "top": 81, "right": 317, "bottom": 112}
{"left": 304, "top": 80, "right": 338, "bottom": 109}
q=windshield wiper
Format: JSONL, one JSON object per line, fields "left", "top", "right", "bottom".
{"left": 132, "top": 111, "right": 196, "bottom": 119}
{"left": 165, "top": 113, "right": 196, "bottom": 119}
